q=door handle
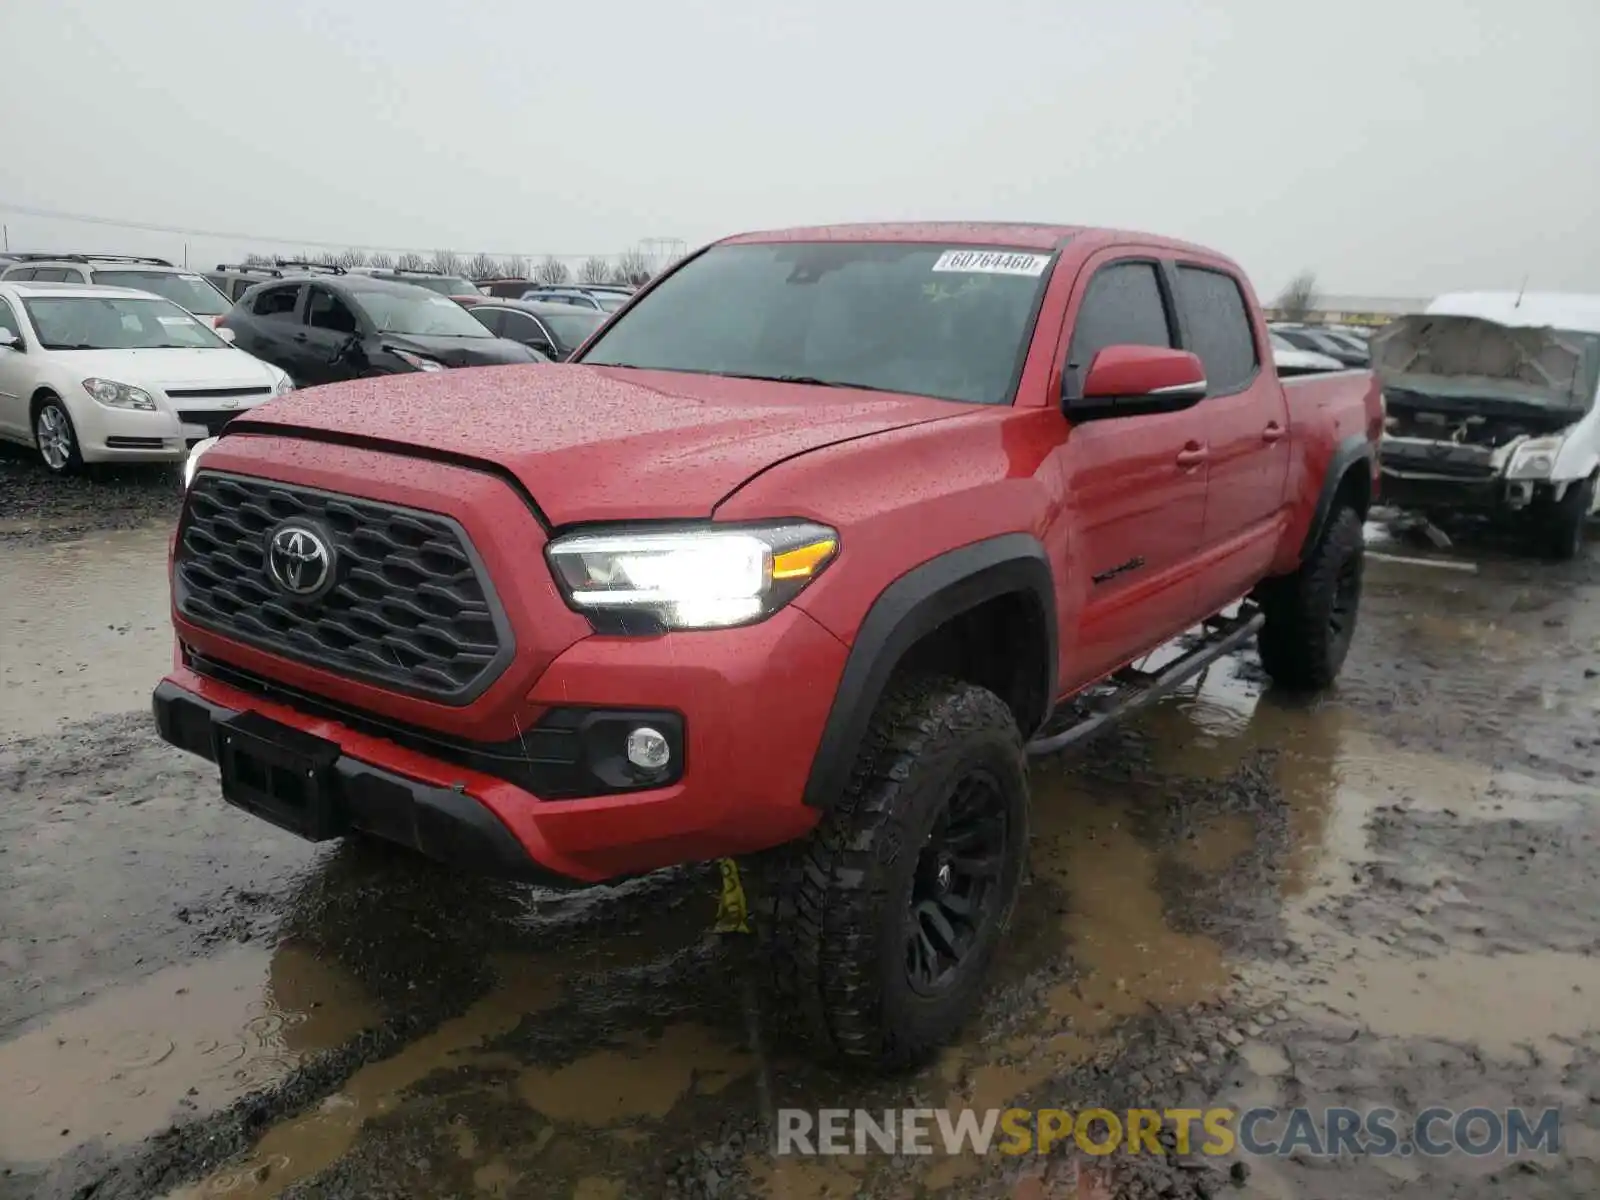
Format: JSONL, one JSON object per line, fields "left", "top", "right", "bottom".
{"left": 1262, "top": 422, "right": 1286, "bottom": 443}
{"left": 1175, "top": 443, "right": 1209, "bottom": 468}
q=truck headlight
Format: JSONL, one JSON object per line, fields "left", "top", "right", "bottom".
{"left": 82, "top": 377, "right": 155, "bottom": 411}
{"left": 1507, "top": 437, "right": 1564, "bottom": 479}
{"left": 182, "top": 436, "right": 219, "bottom": 489}
{"left": 546, "top": 522, "right": 839, "bottom": 631}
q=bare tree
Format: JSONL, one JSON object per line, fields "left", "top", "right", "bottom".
{"left": 462, "top": 252, "right": 497, "bottom": 281}
{"left": 498, "top": 255, "right": 530, "bottom": 280}
{"left": 613, "top": 247, "right": 651, "bottom": 286}
{"left": 579, "top": 255, "right": 613, "bottom": 285}
{"left": 336, "top": 249, "right": 369, "bottom": 270}
{"left": 430, "top": 249, "right": 463, "bottom": 276}
{"left": 535, "top": 255, "right": 571, "bottom": 286}
{"left": 368, "top": 252, "right": 394, "bottom": 270}
{"left": 242, "top": 252, "right": 271, "bottom": 266}
{"left": 1274, "top": 271, "right": 1320, "bottom": 323}
{"left": 395, "top": 251, "right": 426, "bottom": 271}
{"left": 312, "top": 251, "right": 339, "bottom": 267}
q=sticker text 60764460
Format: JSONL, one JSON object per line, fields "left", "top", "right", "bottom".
{"left": 931, "top": 250, "right": 1052, "bottom": 277}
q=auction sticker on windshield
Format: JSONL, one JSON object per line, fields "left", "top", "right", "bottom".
{"left": 932, "top": 250, "right": 1052, "bottom": 276}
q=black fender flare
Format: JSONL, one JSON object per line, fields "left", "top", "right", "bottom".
{"left": 1301, "top": 434, "right": 1374, "bottom": 560}
{"left": 801, "top": 533, "right": 1057, "bottom": 809}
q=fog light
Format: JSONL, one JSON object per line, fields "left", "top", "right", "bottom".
{"left": 625, "top": 726, "right": 671, "bottom": 771}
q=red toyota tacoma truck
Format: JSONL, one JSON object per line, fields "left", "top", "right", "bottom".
{"left": 153, "top": 223, "right": 1381, "bottom": 1067}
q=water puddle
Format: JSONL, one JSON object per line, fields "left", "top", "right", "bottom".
{"left": 0, "top": 523, "right": 173, "bottom": 736}
{"left": 1029, "top": 767, "right": 1230, "bottom": 1043}
{"left": 0, "top": 943, "right": 375, "bottom": 1164}
{"left": 166, "top": 955, "right": 560, "bottom": 1199}
{"left": 516, "top": 1022, "right": 754, "bottom": 1126}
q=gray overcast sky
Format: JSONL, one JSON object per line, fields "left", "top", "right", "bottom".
{"left": 2, "top": 0, "right": 1596, "bottom": 299}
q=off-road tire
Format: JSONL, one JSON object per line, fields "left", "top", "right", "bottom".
{"left": 1257, "top": 505, "right": 1364, "bottom": 690}
{"left": 1541, "top": 475, "right": 1595, "bottom": 561}
{"left": 747, "top": 675, "right": 1028, "bottom": 1068}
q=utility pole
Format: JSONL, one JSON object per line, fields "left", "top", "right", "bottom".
{"left": 2, "top": 225, "right": 8, "bottom": 252}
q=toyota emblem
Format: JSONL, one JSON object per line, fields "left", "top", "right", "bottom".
{"left": 266, "top": 524, "right": 334, "bottom": 596}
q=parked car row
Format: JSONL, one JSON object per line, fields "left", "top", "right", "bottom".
{"left": 1270, "top": 322, "right": 1371, "bottom": 367}
{"left": 2, "top": 253, "right": 233, "bottom": 322}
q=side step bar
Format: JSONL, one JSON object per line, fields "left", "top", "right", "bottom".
{"left": 1024, "top": 605, "right": 1265, "bottom": 759}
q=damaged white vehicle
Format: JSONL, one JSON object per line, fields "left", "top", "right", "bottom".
{"left": 1370, "top": 292, "right": 1600, "bottom": 559}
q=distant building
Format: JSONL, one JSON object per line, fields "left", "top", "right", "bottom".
{"left": 1263, "top": 294, "right": 1430, "bottom": 329}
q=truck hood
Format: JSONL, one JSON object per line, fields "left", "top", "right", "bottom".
{"left": 234, "top": 364, "right": 966, "bottom": 524}
{"left": 1371, "top": 314, "right": 1600, "bottom": 416}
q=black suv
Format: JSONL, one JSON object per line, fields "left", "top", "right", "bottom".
{"left": 219, "top": 269, "right": 542, "bottom": 387}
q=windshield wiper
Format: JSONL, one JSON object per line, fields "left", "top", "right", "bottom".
{"left": 42, "top": 343, "right": 98, "bottom": 350}
{"left": 720, "top": 372, "right": 855, "bottom": 388}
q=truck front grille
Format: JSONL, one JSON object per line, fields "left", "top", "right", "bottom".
{"left": 175, "top": 473, "right": 513, "bottom": 704}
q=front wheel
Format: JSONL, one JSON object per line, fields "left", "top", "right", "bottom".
{"left": 1541, "top": 475, "right": 1595, "bottom": 561}
{"left": 1257, "top": 505, "right": 1365, "bottom": 690}
{"left": 33, "top": 395, "right": 84, "bottom": 476}
{"left": 749, "top": 675, "right": 1029, "bottom": 1068}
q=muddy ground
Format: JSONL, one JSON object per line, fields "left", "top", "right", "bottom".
{"left": 4, "top": 452, "right": 1600, "bottom": 1199}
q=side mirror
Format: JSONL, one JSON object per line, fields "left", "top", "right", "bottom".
{"left": 1064, "top": 345, "right": 1207, "bottom": 420}
{"left": 526, "top": 338, "right": 556, "bottom": 357}
{"left": 215, "top": 326, "right": 237, "bottom": 345}
{"left": 0, "top": 331, "right": 20, "bottom": 351}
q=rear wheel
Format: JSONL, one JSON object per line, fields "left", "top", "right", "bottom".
{"left": 1257, "top": 505, "right": 1364, "bottom": 690}
{"left": 749, "top": 675, "right": 1029, "bottom": 1068}
{"left": 33, "top": 395, "right": 83, "bottom": 476}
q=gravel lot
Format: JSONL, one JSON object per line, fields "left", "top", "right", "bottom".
{"left": 3, "top": 468, "right": 1599, "bottom": 1200}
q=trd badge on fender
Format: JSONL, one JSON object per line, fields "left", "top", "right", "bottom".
{"left": 266, "top": 523, "right": 334, "bottom": 596}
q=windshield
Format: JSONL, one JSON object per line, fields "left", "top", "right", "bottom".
{"left": 538, "top": 308, "right": 605, "bottom": 346}
{"left": 357, "top": 289, "right": 493, "bottom": 337}
{"left": 578, "top": 242, "right": 1053, "bottom": 405}
{"left": 90, "top": 270, "right": 231, "bottom": 317}
{"left": 24, "top": 295, "right": 228, "bottom": 350}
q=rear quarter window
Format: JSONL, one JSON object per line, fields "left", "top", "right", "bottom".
{"left": 1175, "top": 266, "right": 1259, "bottom": 394}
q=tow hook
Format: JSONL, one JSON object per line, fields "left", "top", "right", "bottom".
{"left": 713, "top": 858, "right": 751, "bottom": 934}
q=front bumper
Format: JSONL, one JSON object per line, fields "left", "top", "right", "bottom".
{"left": 154, "top": 604, "right": 849, "bottom": 883}
{"left": 153, "top": 679, "right": 564, "bottom": 881}
{"left": 71, "top": 399, "right": 264, "bottom": 463}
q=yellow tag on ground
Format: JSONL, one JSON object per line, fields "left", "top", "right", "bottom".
{"left": 713, "top": 858, "right": 751, "bottom": 934}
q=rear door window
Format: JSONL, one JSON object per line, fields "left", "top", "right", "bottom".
{"left": 472, "top": 308, "right": 506, "bottom": 336}
{"left": 1174, "top": 266, "right": 1259, "bottom": 394}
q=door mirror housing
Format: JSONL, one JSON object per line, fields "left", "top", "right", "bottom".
{"left": 1064, "top": 345, "right": 1207, "bottom": 420}
{"left": 0, "top": 331, "right": 20, "bottom": 351}
{"left": 214, "top": 326, "right": 237, "bottom": 345}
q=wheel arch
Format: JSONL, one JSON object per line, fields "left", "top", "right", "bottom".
{"left": 1301, "top": 433, "right": 1373, "bottom": 560}
{"left": 801, "top": 533, "right": 1057, "bottom": 810}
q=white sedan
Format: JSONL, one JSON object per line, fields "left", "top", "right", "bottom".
{"left": 0, "top": 281, "right": 292, "bottom": 475}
